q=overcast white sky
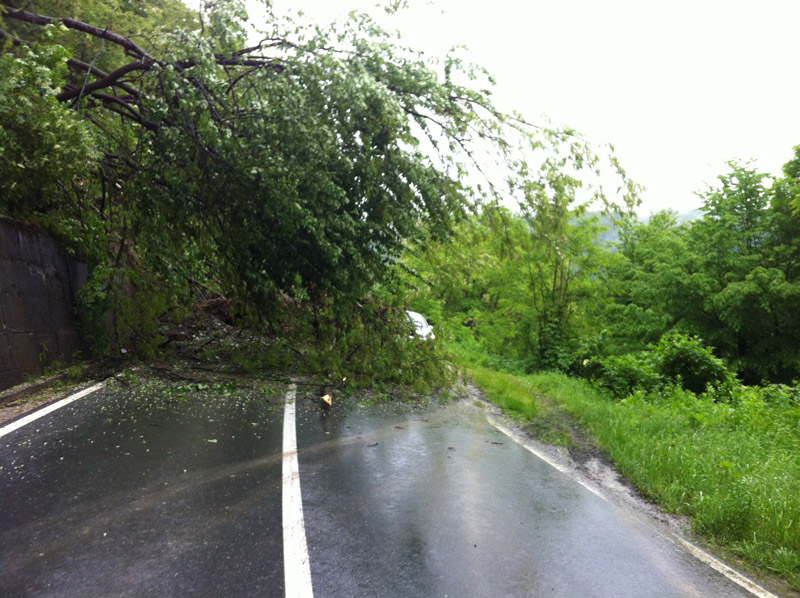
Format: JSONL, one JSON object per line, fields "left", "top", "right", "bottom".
{"left": 246, "top": 0, "right": 800, "bottom": 216}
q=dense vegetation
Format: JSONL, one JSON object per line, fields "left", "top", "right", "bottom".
{"left": 3, "top": 0, "right": 799, "bottom": 589}
{"left": 0, "top": 0, "right": 632, "bottom": 382}
{"left": 403, "top": 156, "right": 800, "bottom": 387}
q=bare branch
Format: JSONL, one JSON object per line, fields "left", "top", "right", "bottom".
{"left": 90, "top": 92, "right": 156, "bottom": 129}
{"left": 2, "top": 6, "right": 156, "bottom": 62}
{"left": 0, "top": 26, "right": 23, "bottom": 45}
{"left": 57, "top": 60, "right": 148, "bottom": 102}
{"left": 66, "top": 58, "right": 142, "bottom": 98}
{"left": 176, "top": 56, "right": 285, "bottom": 70}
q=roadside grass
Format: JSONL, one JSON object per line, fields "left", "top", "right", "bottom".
{"left": 470, "top": 367, "right": 800, "bottom": 592}
{"left": 468, "top": 366, "right": 538, "bottom": 421}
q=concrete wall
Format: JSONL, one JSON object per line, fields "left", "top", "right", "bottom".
{"left": 0, "top": 217, "right": 88, "bottom": 391}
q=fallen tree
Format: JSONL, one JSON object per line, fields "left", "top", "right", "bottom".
{"left": 1, "top": 0, "right": 636, "bottom": 376}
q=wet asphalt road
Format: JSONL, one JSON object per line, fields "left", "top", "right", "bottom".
{"left": 0, "top": 379, "right": 770, "bottom": 597}
{"left": 1, "top": 381, "right": 286, "bottom": 597}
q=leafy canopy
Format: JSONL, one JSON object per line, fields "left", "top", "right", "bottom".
{"left": 0, "top": 0, "right": 635, "bottom": 353}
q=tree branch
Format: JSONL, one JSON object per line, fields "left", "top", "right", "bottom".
{"left": 86, "top": 95, "right": 159, "bottom": 132}
{"left": 66, "top": 58, "right": 142, "bottom": 98}
{"left": 57, "top": 60, "right": 148, "bottom": 102}
{"left": 4, "top": 6, "right": 285, "bottom": 107}
{"left": 0, "top": 25, "right": 23, "bottom": 45}
{"left": 90, "top": 92, "right": 156, "bottom": 130}
{"left": 2, "top": 6, "right": 156, "bottom": 62}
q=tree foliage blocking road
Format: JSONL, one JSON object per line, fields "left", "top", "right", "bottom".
{"left": 0, "top": 0, "right": 637, "bottom": 360}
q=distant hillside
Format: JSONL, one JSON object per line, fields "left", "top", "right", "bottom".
{"left": 676, "top": 209, "right": 703, "bottom": 223}
{"left": 587, "top": 209, "right": 703, "bottom": 247}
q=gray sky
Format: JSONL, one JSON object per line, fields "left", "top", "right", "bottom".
{"left": 247, "top": 0, "right": 800, "bottom": 216}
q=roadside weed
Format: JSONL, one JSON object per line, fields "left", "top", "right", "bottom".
{"left": 468, "top": 366, "right": 537, "bottom": 420}
{"left": 522, "top": 371, "right": 800, "bottom": 590}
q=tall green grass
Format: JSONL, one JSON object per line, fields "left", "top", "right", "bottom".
{"left": 468, "top": 366, "right": 537, "bottom": 420}
{"left": 521, "top": 372, "right": 800, "bottom": 589}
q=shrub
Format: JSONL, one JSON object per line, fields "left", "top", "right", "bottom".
{"left": 595, "top": 352, "right": 660, "bottom": 397}
{"left": 652, "top": 333, "right": 733, "bottom": 394}
{"left": 593, "top": 333, "right": 735, "bottom": 398}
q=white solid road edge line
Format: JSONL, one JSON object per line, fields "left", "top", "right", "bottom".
{"left": 487, "top": 415, "right": 607, "bottom": 500}
{"left": 672, "top": 536, "right": 780, "bottom": 598}
{"left": 486, "top": 414, "right": 779, "bottom": 598}
{"left": 0, "top": 381, "right": 105, "bottom": 439}
{"left": 282, "top": 384, "right": 315, "bottom": 598}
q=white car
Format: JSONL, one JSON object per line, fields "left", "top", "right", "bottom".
{"left": 406, "top": 310, "right": 435, "bottom": 340}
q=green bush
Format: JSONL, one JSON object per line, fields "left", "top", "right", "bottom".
{"left": 652, "top": 333, "right": 733, "bottom": 394}
{"left": 595, "top": 352, "right": 660, "bottom": 397}
{"left": 755, "top": 383, "right": 800, "bottom": 407}
{"left": 593, "top": 333, "right": 734, "bottom": 398}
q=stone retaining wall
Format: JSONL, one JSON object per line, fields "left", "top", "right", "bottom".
{"left": 0, "top": 216, "right": 88, "bottom": 391}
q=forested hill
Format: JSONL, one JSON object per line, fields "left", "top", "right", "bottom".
{"left": 592, "top": 208, "right": 702, "bottom": 246}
